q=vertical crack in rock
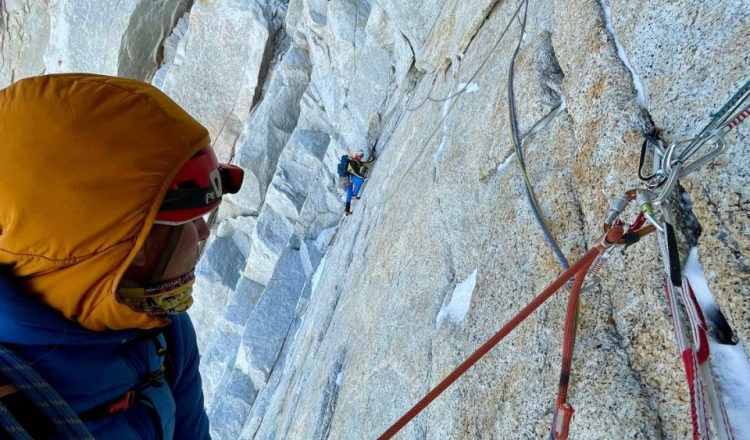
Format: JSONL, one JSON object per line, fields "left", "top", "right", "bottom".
{"left": 569, "top": 185, "right": 590, "bottom": 251}
{"left": 255, "top": 1, "right": 289, "bottom": 105}
{"left": 314, "top": 351, "right": 347, "bottom": 439}
{"left": 431, "top": 62, "right": 459, "bottom": 175}
{"left": 597, "top": 0, "right": 648, "bottom": 109}
{"left": 376, "top": 67, "right": 421, "bottom": 157}
{"left": 672, "top": 184, "right": 703, "bottom": 248}
{"left": 670, "top": 183, "right": 745, "bottom": 349}
{"left": 420, "top": 0, "right": 506, "bottom": 72}
{"left": 698, "top": 184, "right": 750, "bottom": 273}
{"left": 399, "top": 30, "right": 416, "bottom": 63}
{"left": 455, "top": 0, "right": 504, "bottom": 62}
{"left": 418, "top": 0, "right": 452, "bottom": 52}
{"left": 344, "top": 0, "right": 371, "bottom": 97}
{"left": 591, "top": 281, "right": 668, "bottom": 439}
{"left": 520, "top": 33, "right": 567, "bottom": 144}
{"left": 118, "top": 0, "right": 193, "bottom": 81}
{"left": 252, "top": 33, "right": 274, "bottom": 108}
{"left": 0, "top": 0, "right": 7, "bottom": 54}
{"left": 316, "top": 285, "right": 344, "bottom": 349}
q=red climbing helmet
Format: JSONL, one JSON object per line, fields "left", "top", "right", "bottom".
{"left": 155, "top": 147, "right": 244, "bottom": 225}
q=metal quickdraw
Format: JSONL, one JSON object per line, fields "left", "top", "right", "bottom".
{"left": 548, "top": 204, "right": 655, "bottom": 440}
{"left": 603, "top": 190, "right": 657, "bottom": 246}
{"left": 600, "top": 171, "right": 737, "bottom": 440}
{"left": 633, "top": 79, "right": 750, "bottom": 440}
{"left": 544, "top": 189, "right": 660, "bottom": 440}
{"left": 639, "top": 78, "right": 750, "bottom": 195}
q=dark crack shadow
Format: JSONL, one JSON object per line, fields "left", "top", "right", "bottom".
{"left": 313, "top": 350, "right": 347, "bottom": 440}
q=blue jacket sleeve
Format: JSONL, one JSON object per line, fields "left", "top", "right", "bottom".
{"left": 164, "top": 313, "right": 211, "bottom": 439}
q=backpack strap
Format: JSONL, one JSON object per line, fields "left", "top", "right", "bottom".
{"left": 0, "top": 331, "right": 173, "bottom": 439}
{"left": 79, "top": 330, "right": 172, "bottom": 421}
{"left": 77, "top": 364, "right": 166, "bottom": 421}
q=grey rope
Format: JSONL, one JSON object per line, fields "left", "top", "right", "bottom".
{"left": 386, "top": 0, "right": 527, "bottom": 191}
{"left": 507, "top": 0, "right": 570, "bottom": 270}
{"left": 407, "top": 0, "right": 527, "bottom": 113}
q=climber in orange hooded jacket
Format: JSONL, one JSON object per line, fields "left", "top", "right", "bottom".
{"left": 0, "top": 74, "right": 243, "bottom": 438}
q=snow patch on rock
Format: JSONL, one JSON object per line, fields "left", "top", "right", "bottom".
{"left": 436, "top": 269, "right": 478, "bottom": 327}
{"left": 682, "top": 247, "right": 750, "bottom": 439}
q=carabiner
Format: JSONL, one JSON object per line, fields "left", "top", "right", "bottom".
{"left": 678, "top": 134, "right": 727, "bottom": 177}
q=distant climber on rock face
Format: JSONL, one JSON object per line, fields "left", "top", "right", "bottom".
{"left": 0, "top": 74, "right": 244, "bottom": 439}
{"left": 338, "top": 149, "right": 375, "bottom": 216}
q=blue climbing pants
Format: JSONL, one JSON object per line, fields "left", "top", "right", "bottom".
{"left": 345, "top": 175, "right": 365, "bottom": 204}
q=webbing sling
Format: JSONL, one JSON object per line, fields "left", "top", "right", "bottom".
{"left": 657, "top": 208, "right": 736, "bottom": 440}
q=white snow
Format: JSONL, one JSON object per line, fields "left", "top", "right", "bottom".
{"left": 682, "top": 247, "right": 750, "bottom": 439}
{"left": 457, "top": 82, "right": 480, "bottom": 94}
{"left": 496, "top": 152, "right": 515, "bottom": 174}
{"left": 520, "top": 81, "right": 566, "bottom": 143}
{"left": 599, "top": 0, "right": 648, "bottom": 108}
{"left": 708, "top": 342, "right": 750, "bottom": 439}
{"left": 450, "top": 54, "right": 460, "bottom": 75}
{"left": 335, "top": 371, "right": 344, "bottom": 386}
{"left": 436, "top": 269, "right": 477, "bottom": 327}
{"left": 682, "top": 248, "right": 720, "bottom": 316}
{"left": 433, "top": 89, "right": 452, "bottom": 165}
{"left": 433, "top": 59, "right": 464, "bottom": 166}
{"left": 310, "top": 255, "right": 328, "bottom": 296}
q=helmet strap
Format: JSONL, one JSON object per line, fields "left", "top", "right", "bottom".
{"left": 149, "top": 224, "right": 185, "bottom": 284}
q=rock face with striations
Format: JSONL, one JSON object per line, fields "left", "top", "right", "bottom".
{"left": 2, "top": 0, "right": 749, "bottom": 439}
{"left": 44, "top": 0, "right": 191, "bottom": 79}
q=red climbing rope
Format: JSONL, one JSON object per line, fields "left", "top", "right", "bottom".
{"left": 550, "top": 255, "right": 595, "bottom": 440}
{"left": 377, "top": 225, "right": 625, "bottom": 440}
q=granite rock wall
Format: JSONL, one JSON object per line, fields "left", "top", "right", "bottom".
{"left": 2, "top": 0, "right": 748, "bottom": 438}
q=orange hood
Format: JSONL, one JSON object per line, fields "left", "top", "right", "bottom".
{"left": 0, "top": 74, "right": 210, "bottom": 331}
